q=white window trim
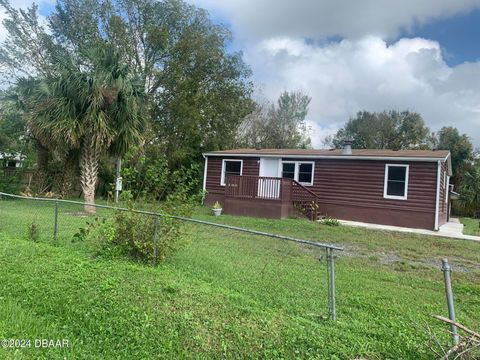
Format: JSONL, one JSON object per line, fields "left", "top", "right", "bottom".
{"left": 383, "top": 164, "right": 409, "bottom": 200}
{"left": 281, "top": 161, "right": 315, "bottom": 186}
{"left": 220, "top": 159, "right": 243, "bottom": 186}
{"left": 445, "top": 175, "right": 450, "bottom": 204}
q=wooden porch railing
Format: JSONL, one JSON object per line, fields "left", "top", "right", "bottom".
{"left": 224, "top": 175, "right": 322, "bottom": 220}
{"left": 225, "top": 175, "right": 292, "bottom": 201}
{"left": 291, "top": 180, "right": 323, "bottom": 221}
{"left": 291, "top": 180, "right": 322, "bottom": 202}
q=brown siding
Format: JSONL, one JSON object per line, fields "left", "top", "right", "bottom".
{"left": 204, "top": 155, "right": 444, "bottom": 229}
{"left": 438, "top": 161, "right": 448, "bottom": 226}
{"left": 204, "top": 156, "right": 259, "bottom": 206}
{"left": 310, "top": 159, "right": 436, "bottom": 211}
{"left": 306, "top": 159, "right": 438, "bottom": 229}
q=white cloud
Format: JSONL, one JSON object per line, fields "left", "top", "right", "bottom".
{"left": 192, "top": 0, "right": 480, "bottom": 40}
{"left": 246, "top": 36, "right": 480, "bottom": 147}
{"left": 0, "top": 0, "right": 54, "bottom": 42}
{"left": 190, "top": 0, "right": 480, "bottom": 147}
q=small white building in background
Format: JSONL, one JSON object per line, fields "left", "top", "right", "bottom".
{"left": 0, "top": 152, "right": 24, "bottom": 168}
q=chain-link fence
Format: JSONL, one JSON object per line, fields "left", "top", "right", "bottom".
{"left": 0, "top": 192, "right": 342, "bottom": 320}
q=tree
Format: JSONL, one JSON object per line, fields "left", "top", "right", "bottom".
{"left": 237, "top": 91, "right": 312, "bottom": 149}
{"left": 0, "top": 0, "right": 253, "bottom": 200}
{"left": 0, "top": 94, "right": 27, "bottom": 155}
{"left": 19, "top": 46, "right": 146, "bottom": 213}
{"left": 458, "top": 165, "right": 480, "bottom": 216}
{"left": 437, "top": 126, "right": 473, "bottom": 183}
{"left": 330, "top": 110, "right": 432, "bottom": 150}
{"left": 49, "top": 0, "right": 254, "bottom": 165}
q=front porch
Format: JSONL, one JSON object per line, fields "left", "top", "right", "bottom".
{"left": 223, "top": 175, "right": 321, "bottom": 220}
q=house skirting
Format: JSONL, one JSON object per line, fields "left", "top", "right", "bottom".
{"left": 319, "top": 203, "right": 435, "bottom": 230}
{"left": 205, "top": 193, "right": 293, "bottom": 219}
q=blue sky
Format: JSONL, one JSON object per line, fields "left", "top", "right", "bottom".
{"left": 405, "top": 10, "right": 480, "bottom": 66}
{"left": 38, "top": 2, "right": 55, "bottom": 16}
{"left": 3, "top": 0, "right": 480, "bottom": 147}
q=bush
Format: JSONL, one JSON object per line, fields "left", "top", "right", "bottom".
{"left": 320, "top": 216, "right": 340, "bottom": 226}
{"left": 121, "top": 147, "right": 202, "bottom": 201}
{"left": 110, "top": 211, "right": 179, "bottom": 263}
{"left": 81, "top": 193, "right": 196, "bottom": 264}
{"left": 454, "top": 166, "right": 480, "bottom": 217}
{"left": 0, "top": 170, "right": 23, "bottom": 194}
{"left": 27, "top": 222, "right": 40, "bottom": 242}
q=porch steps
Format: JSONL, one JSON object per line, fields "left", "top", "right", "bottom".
{"left": 293, "top": 200, "right": 322, "bottom": 221}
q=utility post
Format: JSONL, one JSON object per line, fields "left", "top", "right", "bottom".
{"left": 114, "top": 157, "right": 122, "bottom": 203}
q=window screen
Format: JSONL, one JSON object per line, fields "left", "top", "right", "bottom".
{"left": 282, "top": 163, "right": 295, "bottom": 179}
{"left": 298, "top": 163, "right": 313, "bottom": 184}
{"left": 224, "top": 161, "right": 241, "bottom": 177}
{"left": 386, "top": 165, "right": 407, "bottom": 197}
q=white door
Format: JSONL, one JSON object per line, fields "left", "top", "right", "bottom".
{"left": 258, "top": 158, "right": 281, "bottom": 198}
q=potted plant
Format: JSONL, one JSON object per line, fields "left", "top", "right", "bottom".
{"left": 211, "top": 201, "right": 223, "bottom": 217}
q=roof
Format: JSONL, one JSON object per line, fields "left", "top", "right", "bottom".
{"left": 0, "top": 152, "right": 24, "bottom": 161}
{"left": 204, "top": 148, "right": 450, "bottom": 159}
{"left": 203, "top": 148, "right": 452, "bottom": 175}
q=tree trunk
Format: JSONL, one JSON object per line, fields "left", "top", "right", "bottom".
{"left": 35, "top": 142, "right": 50, "bottom": 172}
{"left": 79, "top": 140, "right": 99, "bottom": 214}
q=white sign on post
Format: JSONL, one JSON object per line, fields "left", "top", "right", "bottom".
{"left": 115, "top": 177, "right": 123, "bottom": 191}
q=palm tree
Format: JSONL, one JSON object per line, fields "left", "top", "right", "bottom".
{"left": 21, "top": 46, "right": 146, "bottom": 213}
{"left": 459, "top": 166, "right": 480, "bottom": 216}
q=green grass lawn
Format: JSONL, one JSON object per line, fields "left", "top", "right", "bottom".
{"left": 0, "top": 199, "right": 479, "bottom": 359}
{"left": 460, "top": 217, "right": 480, "bottom": 236}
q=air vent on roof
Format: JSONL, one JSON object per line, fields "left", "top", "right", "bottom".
{"left": 341, "top": 140, "right": 353, "bottom": 155}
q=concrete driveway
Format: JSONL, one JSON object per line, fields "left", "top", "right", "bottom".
{"left": 338, "top": 218, "right": 480, "bottom": 242}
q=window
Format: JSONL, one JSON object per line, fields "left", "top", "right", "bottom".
{"left": 384, "top": 164, "right": 409, "bottom": 200}
{"left": 298, "top": 163, "right": 313, "bottom": 184}
{"left": 282, "top": 163, "right": 295, "bottom": 179}
{"left": 282, "top": 161, "right": 314, "bottom": 186}
{"left": 221, "top": 159, "right": 243, "bottom": 186}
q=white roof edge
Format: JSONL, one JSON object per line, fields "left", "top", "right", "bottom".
{"left": 445, "top": 152, "right": 453, "bottom": 176}
{"left": 202, "top": 152, "right": 450, "bottom": 162}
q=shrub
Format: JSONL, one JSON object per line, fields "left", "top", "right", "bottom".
{"left": 0, "top": 170, "right": 23, "bottom": 194}
{"left": 27, "top": 222, "right": 40, "bottom": 242}
{"left": 110, "top": 210, "right": 179, "bottom": 264}
{"left": 455, "top": 165, "right": 480, "bottom": 217}
{"left": 320, "top": 216, "right": 340, "bottom": 226}
{"left": 121, "top": 147, "right": 202, "bottom": 201}
{"left": 102, "top": 193, "right": 194, "bottom": 264}
{"left": 73, "top": 217, "right": 109, "bottom": 243}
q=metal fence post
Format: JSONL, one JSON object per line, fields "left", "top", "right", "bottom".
{"left": 441, "top": 258, "right": 459, "bottom": 345}
{"left": 326, "top": 248, "right": 336, "bottom": 320}
{"left": 153, "top": 216, "right": 158, "bottom": 265}
{"left": 325, "top": 248, "right": 331, "bottom": 318}
{"left": 53, "top": 200, "right": 59, "bottom": 241}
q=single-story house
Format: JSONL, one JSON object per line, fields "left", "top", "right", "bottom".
{"left": 202, "top": 144, "right": 452, "bottom": 230}
{"left": 0, "top": 152, "right": 24, "bottom": 169}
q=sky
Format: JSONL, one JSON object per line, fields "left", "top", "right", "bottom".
{"left": 190, "top": 0, "right": 480, "bottom": 148}
{"left": 2, "top": 0, "right": 480, "bottom": 148}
